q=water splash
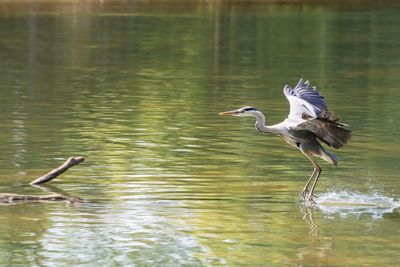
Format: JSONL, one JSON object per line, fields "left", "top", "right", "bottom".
{"left": 314, "top": 191, "right": 400, "bottom": 218}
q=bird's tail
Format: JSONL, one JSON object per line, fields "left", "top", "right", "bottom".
{"left": 320, "top": 147, "right": 339, "bottom": 166}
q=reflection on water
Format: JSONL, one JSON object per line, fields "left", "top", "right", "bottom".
{"left": 1, "top": 1, "right": 400, "bottom": 266}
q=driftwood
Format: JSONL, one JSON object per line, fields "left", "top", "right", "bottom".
{"left": 0, "top": 156, "right": 85, "bottom": 204}
{"left": 30, "top": 156, "right": 85, "bottom": 185}
{"left": 0, "top": 192, "right": 80, "bottom": 203}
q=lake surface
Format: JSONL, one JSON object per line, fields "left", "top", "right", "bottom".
{"left": 1, "top": 1, "right": 400, "bottom": 266}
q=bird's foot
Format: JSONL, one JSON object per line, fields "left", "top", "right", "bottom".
{"left": 306, "top": 194, "right": 318, "bottom": 204}
{"left": 301, "top": 190, "right": 317, "bottom": 204}
{"left": 301, "top": 189, "right": 308, "bottom": 198}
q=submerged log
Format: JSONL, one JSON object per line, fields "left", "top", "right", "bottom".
{"left": 0, "top": 156, "right": 85, "bottom": 204}
{"left": 0, "top": 192, "right": 81, "bottom": 204}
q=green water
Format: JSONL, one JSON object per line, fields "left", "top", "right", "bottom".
{"left": 1, "top": 1, "right": 400, "bottom": 266}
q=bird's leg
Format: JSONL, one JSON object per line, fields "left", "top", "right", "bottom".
{"left": 301, "top": 167, "right": 318, "bottom": 198}
{"left": 300, "top": 153, "right": 317, "bottom": 198}
{"left": 300, "top": 153, "right": 321, "bottom": 203}
{"left": 307, "top": 163, "right": 321, "bottom": 202}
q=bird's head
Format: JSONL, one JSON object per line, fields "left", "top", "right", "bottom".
{"left": 219, "top": 106, "right": 258, "bottom": 117}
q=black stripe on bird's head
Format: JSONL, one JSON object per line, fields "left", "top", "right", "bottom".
{"left": 240, "top": 106, "right": 257, "bottom": 113}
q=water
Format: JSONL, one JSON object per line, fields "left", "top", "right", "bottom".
{"left": 1, "top": 1, "right": 400, "bottom": 266}
{"left": 315, "top": 191, "right": 400, "bottom": 218}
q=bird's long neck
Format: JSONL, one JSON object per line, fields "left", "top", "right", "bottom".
{"left": 254, "top": 111, "right": 281, "bottom": 134}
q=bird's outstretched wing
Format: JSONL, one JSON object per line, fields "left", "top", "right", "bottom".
{"left": 284, "top": 78, "right": 351, "bottom": 148}
{"left": 283, "top": 78, "right": 328, "bottom": 122}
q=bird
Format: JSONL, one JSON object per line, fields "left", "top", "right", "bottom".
{"left": 219, "top": 78, "right": 351, "bottom": 203}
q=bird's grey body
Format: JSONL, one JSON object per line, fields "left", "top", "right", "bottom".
{"left": 256, "top": 117, "right": 338, "bottom": 166}
{"left": 219, "top": 79, "right": 351, "bottom": 203}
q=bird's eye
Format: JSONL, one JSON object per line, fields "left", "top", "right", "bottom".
{"left": 243, "top": 107, "right": 256, "bottom": 112}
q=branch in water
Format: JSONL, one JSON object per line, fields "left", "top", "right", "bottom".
{"left": 30, "top": 156, "right": 85, "bottom": 185}
{"left": 0, "top": 193, "right": 81, "bottom": 204}
{"left": 0, "top": 156, "right": 85, "bottom": 204}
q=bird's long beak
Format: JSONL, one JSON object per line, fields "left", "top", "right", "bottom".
{"left": 219, "top": 110, "right": 239, "bottom": 116}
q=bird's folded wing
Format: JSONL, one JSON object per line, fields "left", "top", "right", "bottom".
{"left": 293, "top": 118, "right": 351, "bottom": 149}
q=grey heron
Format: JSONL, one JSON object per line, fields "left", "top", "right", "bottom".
{"left": 219, "top": 78, "right": 351, "bottom": 203}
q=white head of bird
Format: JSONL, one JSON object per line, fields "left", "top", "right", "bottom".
{"left": 219, "top": 106, "right": 259, "bottom": 117}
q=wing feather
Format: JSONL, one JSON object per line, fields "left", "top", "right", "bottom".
{"left": 294, "top": 117, "right": 352, "bottom": 149}
{"left": 284, "top": 78, "right": 328, "bottom": 121}
{"left": 283, "top": 78, "right": 351, "bottom": 148}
